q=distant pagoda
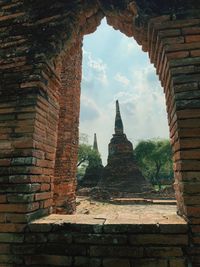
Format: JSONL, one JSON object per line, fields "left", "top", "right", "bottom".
{"left": 93, "top": 133, "right": 99, "bottom": 152}
{"left": 80, "top": 133, "right": 103, "bottom": 188}
{"left": 98, "top": 100, "right": 151, "bottom": 193}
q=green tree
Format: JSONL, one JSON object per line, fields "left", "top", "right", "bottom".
{"left": 77, "top": 143, "right": 102, "bottom": 168}
{"left": 135, "top": 139, "right": 173, "bottom": 189}
{"left": 77, "top": 134, "right": 102, "bottom": 179}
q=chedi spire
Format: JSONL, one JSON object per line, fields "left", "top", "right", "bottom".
{"left": 93, "top": 133, "right": 98, "bottom": 152}
{"left": 115, "top": 100, "right": 124, "bottom": 135}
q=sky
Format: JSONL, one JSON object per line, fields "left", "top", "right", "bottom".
{"left": 79, "top": 19, "right": 169, "bottom": 165}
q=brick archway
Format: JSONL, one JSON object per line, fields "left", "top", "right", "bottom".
{"left": 0, "top": 1, "right": 200, "bottom": 266}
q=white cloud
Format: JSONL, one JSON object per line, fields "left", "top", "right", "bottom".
{"left": 127, "top": 41, "right": 138, "bottom": 53}
{"left": 114, "top": 73, "right": 130, "bottom": 86}
{"left": 111, "top": 65, "right": 169, "bottom": 144}
{"left": 80, "top": 98, "right": 114, "bottom": 165}
{"left": 83, "top": 50, "right": 108, "bottom": 86}
{"left": 80, "top": 94, "right": 101, "bottom": 122}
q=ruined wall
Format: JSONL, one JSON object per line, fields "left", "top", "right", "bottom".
{"left": 17, "top": 215, "right": 189, "bottom": 267}
{"left": 54, "top": 40, "right": 82, "bottom": 214}
{"left": 0, "top": 0, "right": 200, "bottom": 266}
{"left": 147, "top": 16, "right": 200, "bottom": 266}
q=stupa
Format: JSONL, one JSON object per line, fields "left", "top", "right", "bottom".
{"left": 98, "top": 100, "right": 151, "bottom": 193}
{"left": 80, "top": 133, "right": 103, "bottom": 188}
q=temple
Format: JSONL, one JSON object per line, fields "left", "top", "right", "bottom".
{"left": 99, "top": 100, "right": 151, "bottom": 193}
{"left": 80, "top": 133, "right": 103, "bottom": 188}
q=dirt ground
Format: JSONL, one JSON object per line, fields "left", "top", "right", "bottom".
{"left": 33, "top": 196, "right": 185, "bottom": 226}
{"left": 76, "top": 196, "right": 183, "bottom": 225}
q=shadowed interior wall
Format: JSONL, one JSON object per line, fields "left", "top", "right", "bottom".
{"left": 54, "top": 40, "right": 82, "bottom": 214}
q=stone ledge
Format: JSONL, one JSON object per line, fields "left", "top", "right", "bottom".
{"left": 29, "top": 205, "right": 187, "bottom": 235}
{"left": 24, "top": 211, "right": 188, "bottom": 267}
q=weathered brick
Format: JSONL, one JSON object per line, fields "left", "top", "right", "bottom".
{"left": 173, "top": 139, "right": 200, "bottom": 152}
{"left": 74, "top": 233, "right": 127, "bottom": 245}
{"left": 174, "top": 160, "right": 200, "bottom": 171}
{"left": 35, "top": 192, "right": 52, "bottom": 201}
{"left": 174, "top": 150, "right": 200, "bottom": 162}
{"left": 176, "top": 109, "right": 200, "bottom": 119}
{"left": 159, "top": 29, "right": 181, "bottom": 38}
{"left": 144, "top": 247, "right": 183, "bottom": 257}
{"left": 176, "top": 90, "right": 200, "bottom": 101}
{"left": 25, "top": 233, "right": 47, "bottom": 243}
{"left": 43, "top": 243, "right": 87, "bottom": 256}
{"left": 177, "top": 128, "right": 200, "bottom": 138}
{"left": 11, "top": 244, "right": 36, "bottom": 255}
{"left": 182, "top": 27, "right": 200, "bottom": 35}
{"left": 169, "top": 258, "right": 187, "bottom": 267}
{"left": 0, "top": 254, "right": 23, "bottom": 264}
{"left": 191, "top": 225, "right": 200, "bottom": 233}
{"left": 40, "top": 183, "right": 51, "bottom": 191}
{"left": 0, "top": 224, "right": 25, "bottom": 233}
{"left": 0, "top": 195, "right": 7, "bottom": 203}
{"left": 185, "top": 206, "right": 200, "bottom": 217}
{"left": 132, "top": 259, "right": 168, "bottom": 267}
{"left": 165, "top": 42, "right": 200, "bottom": 52}
{"left": 191, "top": 49, "right": 200, "bottom": 57}
{"left": 29, "top": 223, "right": 52, "bottom": 233}
{"left": 169, "top": 56, "right": 200, "bottom": 67}
{"left": 167, "top": 51, "right": 189, "bottom": 60}
{"left": 103, "top": 258, "right": 130, "bottom": 267}
{"left": 7, "top": 193, "right": 34, "bottom": 203}
{"left": 48, "top": 233, "right": 72, "bottom": 243}
{"left": 0, "top": 233, "right": 24, "bottom": 243}
{"left": 0, "top": 244, "right": 10, "bottom": 254}
{"left": 25, "top": 255, "right": 72, "bottom": 266}
{"left": 90, "top": 246, "right": 143, "bottom": 257}
{"left": 40, "top": 199, "right": 53, "bottom": 208}
{"left": 129, "top": 234, "right": 188, "bottom": 245}
{"left": 0, "top": 184, "right": 40, "bottom": 193}
{"left": 163, "top": 36, "right": 184, "bottom": 45}
{"left": 74, "top": 256, "right": 89, "bottom": 267}
{"left": 185, "top": 34, "right": 200, "bottom": 43}
{"left": 0, "top": 159, "right": 11, "bottom": 166}
{"left": 11, "top": 157, "right": 37, "bottom": 166}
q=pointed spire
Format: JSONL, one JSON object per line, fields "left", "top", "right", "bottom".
{"left": 93, "top": 133, "right": 99, "bottom": 152}
{"left": 115, "top": 100, "right": 124, "bottom": 135}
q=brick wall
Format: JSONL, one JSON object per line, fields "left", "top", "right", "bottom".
{"left": 0, "top": 0, "right": 200, "bottom": 266}
{"left": 148, "top": 16, "right": 200, "bottom": 265}
{"left": 19, "top": 214, "right": 189, "bottom": 267}
{"left": 54, "top": 41, "right": 82, "bottom": 214}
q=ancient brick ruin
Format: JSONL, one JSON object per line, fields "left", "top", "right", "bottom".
{"left": 99, "top": 100, "right": 151, "bottom": 193}
{"left": 80, "top": 133, "right": 103, "bottom": 188}
{"left": 0, "top": 0, "right": 200, "bottom": 266}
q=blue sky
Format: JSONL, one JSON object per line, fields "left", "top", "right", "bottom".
{"left": 80, "top": 19, "right": 169, "bottom": 164}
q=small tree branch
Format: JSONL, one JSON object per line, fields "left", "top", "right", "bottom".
{"left": 77, "top": 158, "right": 86, "bottom": 167}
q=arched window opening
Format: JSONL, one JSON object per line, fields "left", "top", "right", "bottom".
{"left": 77, "top": 19, "right": 175, "bottom": 216}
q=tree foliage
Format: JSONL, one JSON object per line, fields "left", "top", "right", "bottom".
{"left": 135, "top": 139, "right": 173, "bottom": 188}
{"left": 77, "top": 133, "right": 102, "bottom": 180}
{"left": 77, "top": 143, "right": 102, "bottom": 168}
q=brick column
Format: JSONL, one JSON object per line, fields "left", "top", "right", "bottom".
{"left": 148, "top": 16, "right": 200, "bottom": 266}
{"left": 53, "top": 40, "right": 82, "bottom": 214}
{"left": 0, "top": 55, "right": 61, "bottom": 263}
{"left": 0, "top": 3, "right": 61, "bottom": 265}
